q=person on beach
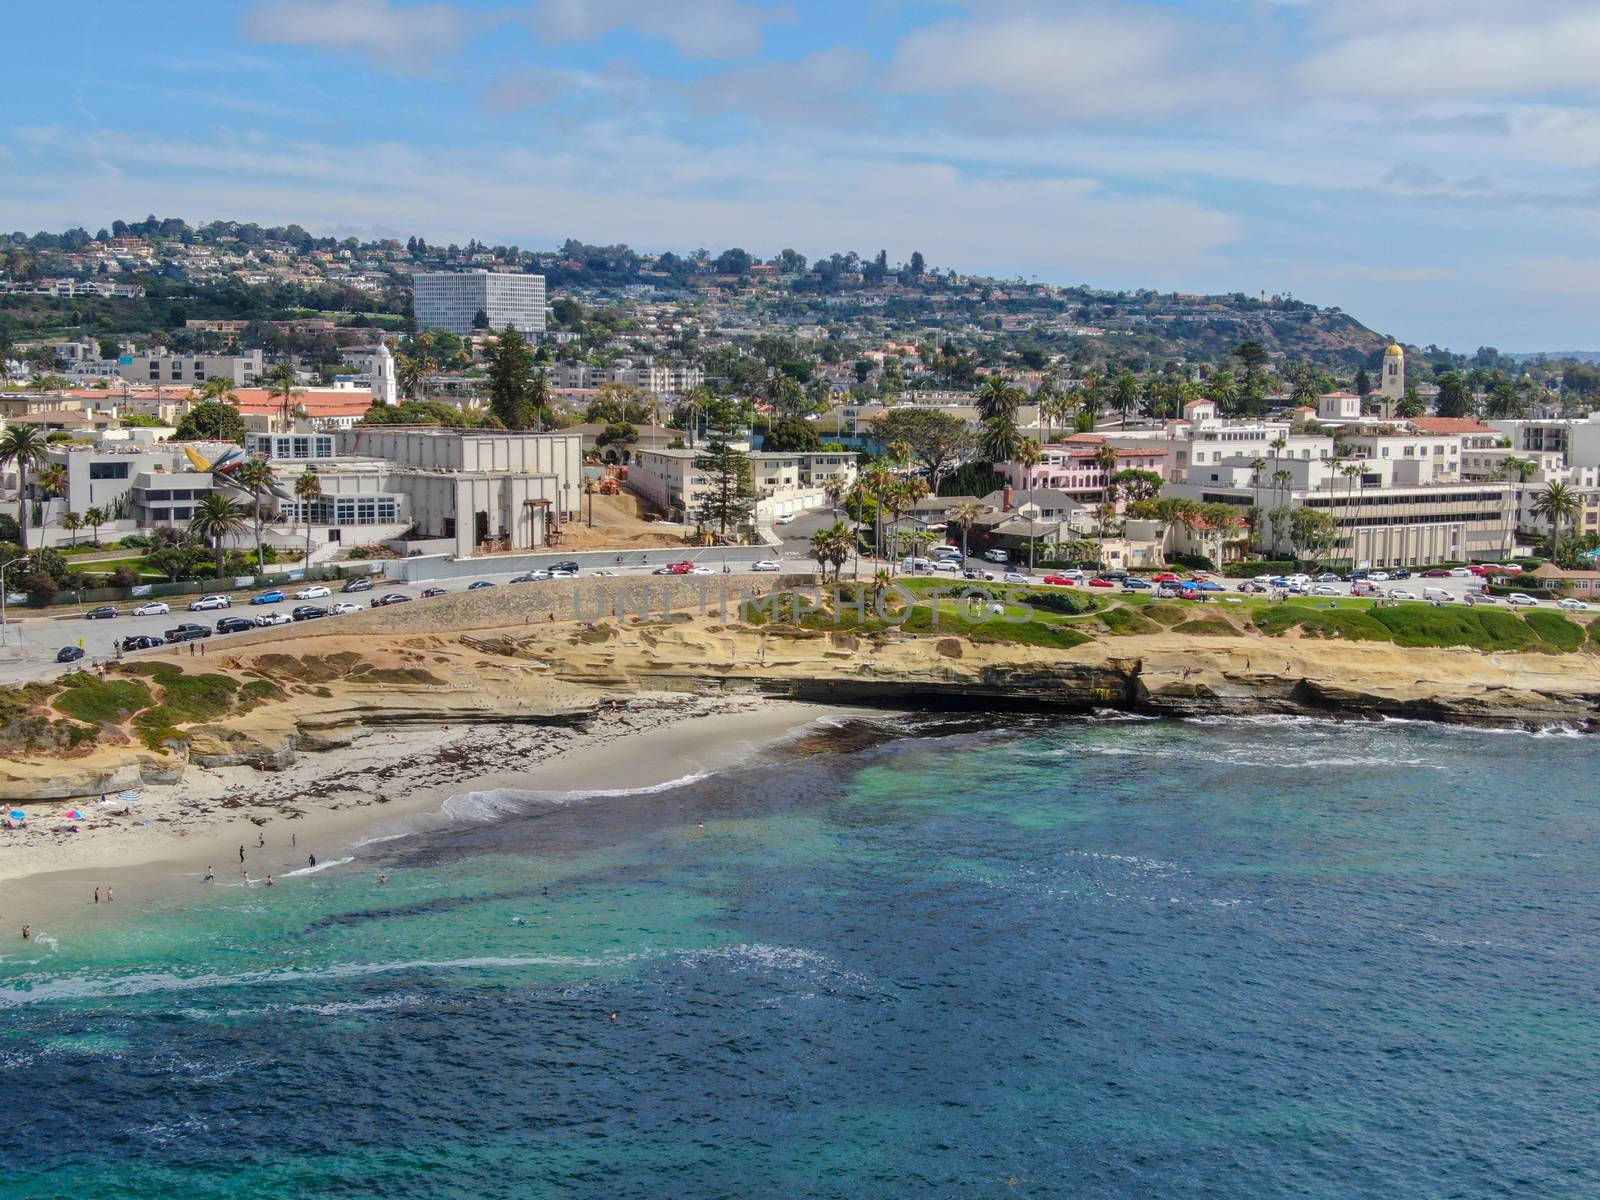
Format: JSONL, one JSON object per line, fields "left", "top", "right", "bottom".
{"left": 94, "top": 887, "right": 100, "bottom": 904}
{"left": 258, "top": 832, "right": 265, "bottom": 849}
{"left": 308, "top": 854, "right": 317, "bottom": 868}
{"left": 265, "top": 875, "right": 274, "bottom": 887}
{"left": 21, "top": 925, "right": 29, "bottom": 940}
{"left": 204, "top": 866, "right": 215, "bottom": 882}
{"left": 106, "top": 888, "right": 113, "bottom": 902}
{"left": 378, "top": 874, "right": 388, "bottom": 884}
{"left": 239, "top": 845, "right": 245, "bottom": 864}
{"left": 243, "top": 869, "right": 250, "bottom": 882}
{"left": 291, "top": 832, "right": 297, "bottom": 848}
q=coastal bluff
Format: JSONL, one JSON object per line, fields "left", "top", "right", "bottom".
{"left": 3, "top": 576, "right": 1598, "bottom": 802}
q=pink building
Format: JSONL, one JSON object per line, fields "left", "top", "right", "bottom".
{"left": 997, "top": 434, "right": 1168, "bottom": 511}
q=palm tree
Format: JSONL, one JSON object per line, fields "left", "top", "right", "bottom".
{"left": 200, "top": 376, "right": 238, "bottom": 405}
{"left": 36, "top": 462, "right": 67, "bottom": 500}
{"left": 265, "top": 362, "right": 302, "bottom": 430}
{"left": 1016, "top": 438, "right": 1044, "bottom": 569}
{"left": 1532, "top": 481, "right": 1581, "bottom": 565}
{"left": 1340, "top": 464, "right": 1361, "bottom": 568}
{"left": 189, "top": 493, "right": 248, "bottom": 579}
{"left": 810, "top": 525, "right": 835, "bottom": 578}
{"left": 859, "top": 461, "right": 896, "bottom": 567}
{"left": 396, "top": 354, "right": 424, "bottom": 402}
{"left": 1502, "top": 455, "right": 1536, "bottom": 549}
{"left": 948, "top": 499, "right": 986, "bottom": 562}
{"left": 975, "top": 375, "right": 1020, "bottom": 423}
{"left": 824, "top": 478, "right": 846, "bottom": 520}
{"left": 235, "top": 457, "right": 279, "bottom": 569}
{"left": 0, "top": 424, "right": 50, "bottom": 552}
{"left": 295, "top": 469, "right": 323, "bottom": 565}
{"left": 1112, "top": 371, "right": 1139, "bottom": 428}
{"left": 1093, "top": 442, "right": 1120, "bottom": 510}
{"left": 84, "top": 505, "right": 106, "bottom": 546}
{"left": 61, "top": 510, "right": 83, "bottom": 547}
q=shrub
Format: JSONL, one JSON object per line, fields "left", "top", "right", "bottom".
{"left": 53, "top": 675, "right": 154, "bottom": 724}
{"left": 118, "top": 534, "right": 153, "bottom": 550}
{"left": 107, "top": 565, "right": 142, "bottom": 588}
{"left": 1223, "top": 560, "right": 1295, "bottom": 578}
{"left": 1167, "top": 553, "right": 1215, "bottom": 572}
{"left": 1020, "top": 590, "right": 1094, "bottom": 617}
{"left": 1097, "top": 608, "right": 1160, "bottom": 636}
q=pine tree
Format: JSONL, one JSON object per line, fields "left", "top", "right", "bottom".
{"left": 692, "top": 441, "right": 754, "bottom": 536}
{"left": 487, "top": 327, "right": 538, "bottom": 430}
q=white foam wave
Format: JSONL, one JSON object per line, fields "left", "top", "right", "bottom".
{"left": 349, "top": 832, "right": 409, "bottom": 849}
{"left": 278, "top": 856, "right": 354, "bottom": 878}
{"left": 440, "top": 770, "right": 711, "bottom": 824}
{"left": 180, "top": 993, "right": 426, "bottom": 1020}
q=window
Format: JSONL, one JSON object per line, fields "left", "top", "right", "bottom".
{"left": 90, "top": 461, "right": 130, "bottom": 480}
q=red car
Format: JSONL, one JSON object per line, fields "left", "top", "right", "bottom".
{"left": 1152, "top": 572, "right": 1181, "bottom": 583}
{"left": 1088, "top": 578, "right": 1116, "bottom": 588}
{"left": 1043, "top": 574, "right": 1079, "bottom": 586}
{"left": 667, "top": 561, "right": 695, "bottom": 574}
{"left": 1422, "top": 569, "right": 1451, "bottom": 578}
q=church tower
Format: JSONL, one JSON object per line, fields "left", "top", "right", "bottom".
{"left": 1379, "top": 343, "right": 1405, "bottom": 405}
{"left": 371, "top": 340, "right": 398, "bottom": 407}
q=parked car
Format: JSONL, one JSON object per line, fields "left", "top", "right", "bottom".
{"left": 1314, "top": 572, "right": 1342, "bottom": 583}
{"left": 1351, "top": 581, "right": 1381, "bottom": 596}
{"left": 330, "top": 602, "right": 361, "bottom": 615}
{"left": 1121, "top": 577, "right": 1153, "bottom": 589}
{"left": 1367, "top": 572, "right": 1390, "bottom": 582}
{"left": 666, "top": 561, "right": 696, "bottom": 574}
{"left": 1311, "top": 585, "right": 1341, "bottom": 596}
{"left": 1089, "top": 578, "right": 1116, "bottom": 588}
{"left": 1449, "top": 567, "right": 1473, "bottom": 577}
{"left": 1558, "top": 598, "right": 1590, "bottom": 612}
{"left": 549, "top": 561, "right": 580, "bottom": 574}
{"left": 216, "top": 616, "right": 255, "bottom": 634}
{"left": 1002, "top": 572, "right": 1029, "bottom": 584}
{"left": 1465, "top": 592, "right": 1499, "bottom": 605}
{"left": 1506, "top": 592, "right": 1539, "bottom": 606}
{"left": 511, "top": 571, "right": 550, "bottom": 583}
{"left": 56, "top": 646, "right": 85, "bottom": 663}
{"left": 164, "top": 623, "right": 211, "bottom": 643}
{"left": 250, "top": 590, "right": 286, "bottom": 606}
{"left": 687, "top": 566, "right": 716, "bottom": 576}
{"left": 1238, "top": 581, "right": 1270, "bottom": 594}
{"left": 188, "top": 595, "right": 231, "bottom": 611}
{"left": 1388, "top": 589, "right": 1419, "bottom": 601}
{"left": 121, "top": 634, "right": 164, "bottom": 651}
{"left": 774, "top": 514, "right": 795, "bottom": 525}
{"left": 963, "top": 568, "right": 985, "bottom": 580}
{"left": 1422, "top": 569, "right": 1453, "bottom": 578}
{"left": 295, "top": 585, "right": 331, "bottom": 600}
{"left": 131, "top": 601, "right": 171, "bottom": 617}
{"left": 467, "top": 581, "right": 495, "bottom": 590}
{"left": 983, "top": 549, "right": 1009, "bottom": 563}
{"left": 1151, "top": 572, "right": 1181, "bottom": 584}
{"left": 254, "top": 611, "right": 292, "bottom": 627}
{"left": 929, "top": 560, "right": 961, "bottom": 573}
{"left": 421, "top": 587, "right": 449, "bottom": 598}
{"left": 370, "top": 593, "right": 412, "bottom": 607}
{"left": 292, "top": 605, "right": 329, "bottom": 621}
{"left": 1100, "top": 570, "right": 1131, "bottom": 581}
{"left": 85, "top": 605, "right": 119, "bottom": 620}
{"left": 1389, "top": 569, "right": 1413, "bottom": 580}
{"left": 652, "top": 566, "right": 677, "bottom": 575}
{"left": 341, "top": 576, "right": 375, "bottom": 593}
{"left": 1188, "top": 580, "right": 1225, "bottom": 592}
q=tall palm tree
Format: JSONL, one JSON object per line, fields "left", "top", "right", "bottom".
{"left": 36, "top": 462, "right": 67, "bottom": 500}
{"left": 949, "top": 499, "right": 986, "bottom": 562}
{"left": 396, "top": 354, "right": 424, "bottom": 402}
{"left": 0, "top": 424, "right": 50, "bottom": 552}
{"left": 295, "top": 468, "right": 323, "bottom": 565}
{"left": 189, "top": 493, "right": 248, "bottom": 579}
{"left": 975, "top": 375, "right": 1020, "bottom": 423}
{"left": 200, "top": 376, "right": 238, "bottom": 405}
{"left": 859, "top": 461, "right": 896, "bottom": 568}
{"left": 235, "top": 457, "right": 279, "bottom": 569}
{"left": 1502, "top": 455, "right": 1536, "bottom": 550}
{"left": 1112, "top": 371, "right": 1139, "bottom": 428}
{"left": 84, "top": 505, "right": 106, "bottom": 546}
{"left": 1340, "top": 464, "right": 1361, "bottom": 568}
{"left": 62, "top": 510, "right": 83, "bottom": 547}
{"left": 265, "top": 362, "right": 302, "bottom": 430}
{"left": 810, "top": 525, "right": 835, "bottom": 578}
{"left": 823, "top": 478, "right": 847, "bottom": 520}
{"left": 1016, "top": 438, "right": 1044, "bottom": 569}
{"left": 1532, "top": 481, "right": 1581, "bottom": 565}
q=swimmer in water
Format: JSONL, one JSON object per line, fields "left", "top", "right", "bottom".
{"left": 308, "top": 854, "right": 317, "bottom": 868}
{"left": 204, "top": 866, "right": 215, "bottom": 882}
{"left": 378, "top": 874, "right": 388, "bottom": 884}
{"left": 21, "top": 925, "right": 29, "bottom": 940}
{"left": 265, "top": 876, "right": 274, "bottom": 887}
{"left": 608, "top": 1011, "right": 619, "bottom": 1022}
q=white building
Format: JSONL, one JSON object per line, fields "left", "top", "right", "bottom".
{"left": 1379, "top": 343, "right": 1406, "bottom": 405}
{"left": 115, "top": 348, "right": 264, "bottom": 387}
{"left": 629, "top": 445, "right": 858, "bottom": 524}
{"left": 413, "top": 271, "right": 547, "bottom": 336}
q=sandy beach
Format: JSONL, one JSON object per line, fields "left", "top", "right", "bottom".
{"left": 0, "top": 694, "right": 841, "bottom": 930}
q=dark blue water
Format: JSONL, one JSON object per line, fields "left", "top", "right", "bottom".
{"left": 2, "top": 714, "right": 1597, "bottom": 1198}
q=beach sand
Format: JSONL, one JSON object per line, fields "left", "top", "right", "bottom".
{"left": 0, "top": 695, "right": 841, "bottom": 931}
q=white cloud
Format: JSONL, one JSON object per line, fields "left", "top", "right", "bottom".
{"left": 531, "top": 0, "right": 792, "bottom": 59}
{"left": 241, "top": 0, "right": 476, "bottom": 74}
{"left": 883, "top": 5, "right": 1256, "bottom": 120}
{"left": 687, "top": 47, "right": 872, "bottom": 125}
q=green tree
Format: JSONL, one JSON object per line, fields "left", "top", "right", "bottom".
{"left": 487, "top": 327, "right": 542, "bottom": 430}
{"left": 176, "top": 401, "right": 247, "bottom": 443}
{"left": 763, "top": 416, "right": 821, "bottom": 453}
{"left": 265, "top": 361, "right": 302, "bottom": 428}
{"left": 1016, "top": 438, "right": 1044, "bottom": 568}
{"left": 869, "top": 408, "right": 971, "bottom": 485}
{"left": 691, "top": 441, "right": 754, "bottom": 536}
{"left": 1532, "top": 481, "right": 1581, "bottom": 565}
{"left": 189, "top": 493, "right": 248, "bottom": 579}
{"left": 1435, "top": 372, "right": 1473, "bottom": 419}
{"left": 980, "top": 416, "right": 1022, "bottom": 464}
{"left": 1109, "top": 469, "right": 1162, "bottom": 504}
{"left": 61, "top": 510, "right": 83, "bottom": 547}
{"left": 975, "top": 375, "right": 1021, "bottom": 423}
{"left": 200, "top": 376, "right": 238, "bottom": 404}
{"left": 84, "top": 505, "right": 106, "bottom": 545}
{"left": 1112, "top": 371, "right": 1139, "bottom": 428}
{"left": 295, "top": 468, "right": 323, "bottom": 565}
{"left": 948, "top": 499, "right": 986, "bottom": 562}
{"left": 1233, "top": 340, "right": 1268, "bottom": 397}
{"left": 0, "top": 424, "right": 50, "bottom": 552}
{"left": 235, "top": 457, "right": 279, "bottom": 569}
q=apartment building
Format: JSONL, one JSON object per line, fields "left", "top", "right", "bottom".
{"left": 996, "top": 436, "right": 1168, "bottom": 510}
{"left": 1488, "top": 414, "right": 1600, "bottom": 469}
{"left": 116, "top": 348, "right": 265, "bottom": 386}
{"left": 629, "top": 445, "right": 858, "bottom": 524}
{"left": 413, "top": 271, "right": 547, "bottom": 336}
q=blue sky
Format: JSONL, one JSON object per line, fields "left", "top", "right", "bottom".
{"left": 5, "top": 0, "right": 1600, "bottom": 352}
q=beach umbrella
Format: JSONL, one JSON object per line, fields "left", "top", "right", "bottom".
{"left": 9, "top": 811, "right": 25, "bottom": 821}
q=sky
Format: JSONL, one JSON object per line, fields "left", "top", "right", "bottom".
{"left": 4, "top": 0, "right": 1600, "bottom": 352}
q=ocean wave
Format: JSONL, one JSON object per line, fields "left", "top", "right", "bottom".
{"left": 440, "top": 770, "right": 712, "bottom": 824}
{"left": 1071, "top": 743, "right": 1432, "bottom": 769}
{"left": 179, "top": 993, "right": 427, "bottom": 1020}
{"left": 279, "top": 856, "right": 354, "bottom": 878}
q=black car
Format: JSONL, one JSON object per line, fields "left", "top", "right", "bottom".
{"left": 292, "top": 605, "right": 328, "bottom": 621}
{"left": 370, "top": 593, "right": 413, "bottom": 608}
{"left": 1389, "top": 568, "right": 1412, "bottom": 580}
{"left": 421, "top": 587, "right": 448, "bottom": 598}
{"left": 164, "top": 623, "right": 211, "bottom": 644}
{"left": 467, "top": 580, "right": 495, "bottom": 590}
{"left": 56, "top": 646, "right": 85, "bottom": 664}
{"left": 216, "top": 616, "right": 255, "bottom": 634}
{"left": 121, "top": 634, "right": 164, "bottom": 651}
{"left": 341, "top": 576, "right": 375, "bottom": 593}
{"left": 85, "top": 605, "right": 119, "bottom": 620}
{"left": 549, "top": 561, "right": 580, "bottom": 574}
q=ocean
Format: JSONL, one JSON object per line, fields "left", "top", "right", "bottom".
{"left": 2, "top": 713, "right": 1596, "bottom": 1199}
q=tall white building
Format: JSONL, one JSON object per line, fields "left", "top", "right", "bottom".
{"left": 1380, "top": 343, "right": 1406, "bottom": 404}
{"left": 371, "top": 340, "right": 398, "bottom": 407}
{"left": 412, "top": 271, "right": 546, "bottom": 336}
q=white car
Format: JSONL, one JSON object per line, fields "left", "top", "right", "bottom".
{"left": 188, "top": 595, "right": 231, "bottom": 611}
{"left": 1003, "top": 572, "right": 1029, "bottom": 584}
{"left": 774, "top": 514, "right": 795, "bottom": 526}
{"left": 550, "top": 570, "right": 577, "bottom": 579}
{"left": 295, "top": 585, "right": 332, "bottom": 600}
{"left": 750, "top": 560, "right": 782, "bottom": 572}
{"left": 254, "top": 611, "right": 292, "bottom": 626}
{"left": 1557, "top": 598, "right": 1589, "bottom": 612}
{"left": 132, "top": 601, "right": 170, "bottom": 617}
{"left": 687, "top": 566, "right": 716, "bottom": 575}
{"left": 983, "top": 549, "right": 1009, "bottom": 563}
{"left": 1388, "top": 589, "right": 1419, "bottom": 601}
{"left": 329, "top": 602, "right": 361, "bottom": 615}
{"left": 1311, "top": 585, "right": 1341, "bottom": 596}
{"left": 1449, "top": 567, "right": 1473, "bottom": 577}
{"left": 1367, "top": 571, "right": 1390, "bottom": 582}
{"left": 930, "top": 560, "right": 961, "bottom": 573}
{"left": 591, "top": 569, "right": 618, "bottom": 577}
{"left": 1506, "top": 592, "right": 1539, "bottom": 606}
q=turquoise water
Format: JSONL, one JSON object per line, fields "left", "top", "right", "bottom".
{"left": 2, "top": 714, "right": 1597, "bottom": 1199}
